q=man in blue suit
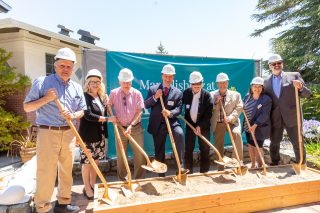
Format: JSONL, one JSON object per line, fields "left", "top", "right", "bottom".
{"left": 144, "top": 64, "right": 184, "bottom": 177}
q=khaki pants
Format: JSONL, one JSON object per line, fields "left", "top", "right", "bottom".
{"left": 214, "top": 123, "right": 243, "bottom": 160}
{"left": 116, "top": 124, "right": 146, "bottom": 181}
{"left": 34, "top": 128, "right": 75, "bottom": 213}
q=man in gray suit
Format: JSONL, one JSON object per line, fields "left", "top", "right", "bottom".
{"left": 264, "top": 54, "right": 311, "bottom": 166}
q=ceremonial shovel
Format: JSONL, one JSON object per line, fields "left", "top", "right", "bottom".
{"left": 242, "top": 109, "right": 268, "bottom": 176}
{"left": 116, "top": 112, "right": 167, "bottom": 174}
{"left": 159, "top": 96, "right": 188, "bottom": 185}
{"left": 54, "top": 99, "right": 116, "bottom": 205}
{"left": 220, "top": 102, "right": 248, "bottom": 175}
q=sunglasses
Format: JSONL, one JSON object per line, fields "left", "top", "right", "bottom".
{"left": 270, "top": 62, "right": 282, "bottom": 66}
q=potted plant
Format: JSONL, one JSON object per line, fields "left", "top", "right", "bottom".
{"left": 8, "top": 126, "right": 38, "bottom": 163}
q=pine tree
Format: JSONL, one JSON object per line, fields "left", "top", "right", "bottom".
{"left": 156, "top": 42, "right": 168, "bottom": 54}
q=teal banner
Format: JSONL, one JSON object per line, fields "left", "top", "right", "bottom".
{"left": 106, "top": 51, "right": 255, "bottom": 158}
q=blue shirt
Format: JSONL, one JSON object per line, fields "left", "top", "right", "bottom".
{"left": 24, "top": 74, "right": 87, "bottom": 126}
{"left": 272, "top": 72, "right": 283, "bottom": 98}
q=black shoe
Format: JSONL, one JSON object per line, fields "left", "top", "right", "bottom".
{"left": 54, "top": 202, "right": 80, "bottom": 213}
{"left": 82, "top": 188, "right": 94, "bottom": 200}
{"left": 158, "top": 173, "right": 165, "bottom": 177}
{"left": 270, "top": 162, "right": 279, "bottom": 166}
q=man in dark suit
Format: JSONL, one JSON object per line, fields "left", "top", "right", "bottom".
{"left": 144, "top": 64, "right": 184, "bottom": 177}
{"left": 182, "top": 71, "right": 213, "bottom": 173}
{"left": 264, "top": 54, "right": 311, "bottom": 166}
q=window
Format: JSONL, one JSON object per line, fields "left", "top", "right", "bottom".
{"left": 45, "top": 54, "right": 55, "bottom": 76}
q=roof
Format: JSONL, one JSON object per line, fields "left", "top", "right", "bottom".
{"left": 0, "top": 18, "right": 105, "bottom": 50}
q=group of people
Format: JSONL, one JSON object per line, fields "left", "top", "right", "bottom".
{"left": 24, "top": 47, "right": 311, "bottom": 213}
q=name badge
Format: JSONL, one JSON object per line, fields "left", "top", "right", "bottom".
{"left": 168, "top": 101, "right": 174, "bottom": 106}
{"left": 186, "top": 104, "right": 190, "bottom": 109}
{"left": 283, "top": 83, "right": 289, "bottom": 87}
{"left": 257, "top": 104, "right": 262, "bottom": 109}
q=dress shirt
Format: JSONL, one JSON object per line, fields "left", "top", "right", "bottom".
{"left": 190, "top": 90, "right": 201, "bottom": 123}
{"left": 272, "top": 72, "right": 283, "bottom": 98}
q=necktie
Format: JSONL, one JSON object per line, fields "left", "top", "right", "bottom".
{"left": 164, "top": 87, "right": 169, "bottom": 96}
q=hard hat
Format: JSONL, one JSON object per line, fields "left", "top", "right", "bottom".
{"left": 268, "top": 54, "right": 282, "bottom": 64}
{"left": 250, "top": 77, "right": 264, "bottom": 85}
{"left": 0, "top": 185, "right": 31, "bottom": 205}
{"left": 118, "top": 68, "right": 134, "bottom": 82}
{"left": 54, "top": 47, "right": 77, "bottom": 63}
{"left": 216, "top": 73, "right": 229, "bottom": 82}
{"left": 85, "top": 69, "right": 102, "bottom": 80}
{"left": 161, "top": 64, "right": 176, "bottom": 75}
{"left": 189, "top": 71, "right": 203, "bottom": 84}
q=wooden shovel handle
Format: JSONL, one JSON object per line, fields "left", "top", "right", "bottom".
{"left": 219, "top": 102, "right": 242, "bottom": 169}
{"left": 159, "top": 96, "right": 182, "bottom": 176}
{"left": 54, "top": 99, "right": 110, "bottom": 198}
{"left": 295, "top": 87, "right": 303, "bottom": 165}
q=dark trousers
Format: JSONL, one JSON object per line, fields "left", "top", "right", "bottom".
{"left": 184, "top": 127, "right": 210, "bottom": 174}
{"left": 270, "top": 116, "right": 306, "bottom": 164}
{"left": 153, "top": 123, "right": 184, "bottom": 176}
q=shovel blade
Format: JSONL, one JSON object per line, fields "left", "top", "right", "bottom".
{"left": 141, "top": 160, "right": 168, "bottom": 173}
{"left": 174, "top": 169, "right": 189, "bottom": 185}
{"left": 214, "top": 159, "right": 225, "bottom": 166}
{"left": 100, "top": 188, "right": 118, "bottom": 205}
{"left": 121, "top": 183, "right": 141, "bottom": 197}
{"left": 292, "top": 163, "right": 304, "bottom": 175}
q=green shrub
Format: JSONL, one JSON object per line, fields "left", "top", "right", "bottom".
{"left": 302, "top": 84, "right": 320, "bottom": 120}
{"left": 0, "top": 48, "right": 31, "bottom": 151}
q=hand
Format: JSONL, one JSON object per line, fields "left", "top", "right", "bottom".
{"left": 223, "top": 116, "right": 229, "bottom": 124}
{"left": 154, "top": 89, "right": 163, "bottom": 99}
{"left": 107, "top": 116, "right": 116, "bottom": 123}
{"left": 162, "top": 109, "right": 171, "bottom": 117}
{"left": 215, "top": 95, "right": 222, "bottom": 104}
{"left": 124, "top": 125, "right": 132, "bottom": 137}
{"left": 292, "top": 80, "right": 303, "bottom": 90}
{"left": 194, "top": 126, "right": 201, "bottom": 136}
{"left": 250, "top": 124, "right": 257, "bottom": 134}
{"left": 60, "top": 108, "right": 73, "bottom": 120}
{"left": 45, "top": 88, "right": 57, "bottom": 102}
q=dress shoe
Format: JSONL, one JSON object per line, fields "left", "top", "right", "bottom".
{"left": 53, "top": 201, "right": 80, "bottom": 213}
{"left": 82, "top": 188, "right": 94, "bottom": 200}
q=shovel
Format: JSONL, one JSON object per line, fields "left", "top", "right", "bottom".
{"left": 178, "top": 115, "right": 226, "bottom": 166}
{"left": 292, "top": 86, "right": 306, "bottom": 175}
{"left": 220, "top": 102, "right": 248, "bottom": 176}
{"left": 105, "top": 95, "right": 139, "bottom": 197}
{"left": 242, "top": 109, "right": 268, "bottom": 176}
{"left": 117, "top": 122, "right": 168, "bottom": 174}
{"left": 54, "top": 99, "right": 116, "bottom": 205}
{"left": 159, "top": 96, "right": 188, "bottom": 185}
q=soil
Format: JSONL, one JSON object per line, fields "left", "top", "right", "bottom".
{"left": 96, "top": 165, "right": 320, "bottom": 208}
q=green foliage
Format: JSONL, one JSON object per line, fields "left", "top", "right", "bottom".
{"left": 251, "top": 0, "right": 320, "bottom": 84}
{"left": 0, "top": 48, "right": 31, "bottom": 151}
{"left": 302, "top": 84, "right": 320, "bottom": 120}
{"left": 156, "top": 42, "right": 168, "bottom": 54}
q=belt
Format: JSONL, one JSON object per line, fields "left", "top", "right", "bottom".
{"left": 122, "top": 122, "right": 141, "bottom": 129}
{"left": 39, "top": 125, "right": 70, "bottom": 131}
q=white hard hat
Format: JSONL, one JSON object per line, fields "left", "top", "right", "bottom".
{"left": 250, "top": 77, "right": 264, "bottom": 85}
{"left": 216, "top": 73, "right": 229, "bottom": 82}
{"left": 268, "top": 54, "right": 282, "bottom": 64}
{"left": 54, "top": 47, "right": 77, "bottom": 63}
{"left": 0, "top": 185, "right": 31, "bottom": 205}
{"left": 189, "top": 71, "right": 203, "bottom": 84}
{"left": 86, "top": 69, "right": 102, "bottom": 80}
{"left": 118, "top": 68, "right": 134, "bottom": 82}
{"left": 161, "top": 64, "right": 176, "bottom": 75}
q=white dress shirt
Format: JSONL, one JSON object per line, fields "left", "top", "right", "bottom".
{"left": 190, "top": 90, "right": 201, "bottom": 123}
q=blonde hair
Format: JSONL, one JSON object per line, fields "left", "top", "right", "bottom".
{"left": 84, "top": 77, "right": 106, "bottom": 101}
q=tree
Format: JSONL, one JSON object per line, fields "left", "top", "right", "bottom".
{"left": 0, "top": 48, "right": 31, "bottom": 151}
{"left": 156, "top": 42, "right": 168, "bottom": 54}
{"left": 251, "top": 0, "right": 320, "bottom": 83}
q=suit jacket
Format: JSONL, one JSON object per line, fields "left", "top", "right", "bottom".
{"left": 242, "top": 93, "right": 272, "bottom": 140}
{"left": 144, "top": 83, "right": 182, "bottom": 135}
{"left": 79, "top": 92, "right": 107, "bottom": 143}
{"left": 182, "top": 88, "right": 213, "bottom": 131}
{"left": 264, "top": 72, "right": 311, "bottom": 128}
{"left": 210, "top": 90, "right": 243, "bottom": 132}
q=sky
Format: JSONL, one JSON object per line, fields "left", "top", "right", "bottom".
{"left": 0, "top": 0, "right": 280, "bottom": 60}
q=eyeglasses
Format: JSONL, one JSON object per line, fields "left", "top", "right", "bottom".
{"left": 123, "top": 96, "right": 126, "bottom": 106}
{"left": 270, "top": 62, "right": 282, "bottom": 66}
{"left": 89, "top": 81, "right": 101, "bottom": 85}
